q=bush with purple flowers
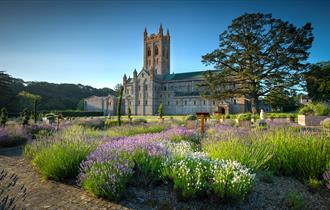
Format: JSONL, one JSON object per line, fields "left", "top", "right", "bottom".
{"left": 0, "top": 125, "right": 31, "bottom": 147}
{"left": 79, "top": 131, "right": 171, "bottom": 199}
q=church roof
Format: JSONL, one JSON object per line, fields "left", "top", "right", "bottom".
{"left": 163, "top": 70, "right": 206, "bottom": 81}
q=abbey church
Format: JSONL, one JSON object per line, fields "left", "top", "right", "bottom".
{"left": 84, "top": 25, "right": 251, "bottom": 116}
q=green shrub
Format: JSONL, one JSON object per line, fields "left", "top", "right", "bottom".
{"left": 299, "top": 103, "right": 330, "bottom": 116}
{"left": 161, "top": 154, "right": 211, "bottom": 200}
{"left": 57, "top": 111, "right": 104, "bottom": 117}
{"left": 32, "top": 126, "right": 97, "bottom": 180}
{"left": 158, "top": 103, "right": 164, "bottom": 118}
{"left": 321, "top": 118, "right": 330, "bottom": 129}
{"left": 267, "top": 129, "right": 330, "bottom": 179}
{"left": 132, "top": 148, "right": 164, "bottom": 187}
{"left": 81, "top": 159, "right": 134, "bottom": 201}
{"left": 33, "top": 140, "right": 96, "bottom": 180}
{"left": 203, "top": 136, "right": 274, "bottom": 171}
{"left": 283, "top": 191, "right": 305, "bottom": 210}
{"left": 133, "top": 117, "right": 148, "bottom": 124}
{"left": 305, "top": 177, "right": 322, "bottom": 192}
{"left": 210, "top": 160, "right": 255, "bottom": 202}
{"left": 0, "top": 126, "right": 30, "bottom": 148}
{"left": 237, "top": 113, "right": 252, "bottom": 121}
{"left": 45, "top": 113, "right": 56, "bottom": 121}
{"left": 185, "top": 115, "right": 197, "bottom": 121}
{"left": 260, "top": 170, "right": 274, "bottom": 183}
{"left": 0, "top": 108, "right": 8, "bottom": 127}
{"left": 107, "top": 124, "right": 165, "bottom": 138}
{"left": 20, "top": 108, "right": 30, "bottom": 126}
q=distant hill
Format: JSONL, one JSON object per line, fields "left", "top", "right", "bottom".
{"left": 1, "top": 73, "right": 117, "bottom": 113}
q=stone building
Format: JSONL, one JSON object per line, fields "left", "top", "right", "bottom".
{"left": 122, "top": 25, "right": 250, "bottom": 115}
{"left": 84, "top": 95, "right": 122, "bottom": 115}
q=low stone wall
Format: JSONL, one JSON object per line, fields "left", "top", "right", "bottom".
{"left": 298, "top": 115, "right": 328, "bottom": 126}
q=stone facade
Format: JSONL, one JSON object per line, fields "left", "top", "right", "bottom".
{"left": 122, "top": 25, "right": 250, "bottom": 116}
{"left": 84, "top": 95, "right": 121, "bottom": 115}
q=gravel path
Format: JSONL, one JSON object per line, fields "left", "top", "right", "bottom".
{"left": 0, "top": 147, "right": 130, "bottom": 210}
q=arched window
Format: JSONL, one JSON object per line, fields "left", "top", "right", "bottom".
{"left": 147, "top": 48, "right": 151, "bottom": 57}
{"left": 155, "top": 46, "right": 159, "bottom": 55}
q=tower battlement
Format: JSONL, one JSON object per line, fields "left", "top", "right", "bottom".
{"left": 143, "top": 24, "right": 170, "bottom": 80}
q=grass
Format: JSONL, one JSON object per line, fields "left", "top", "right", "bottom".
{"left": 107, "top": 124, "right": 166, "bottom": 138}
{"left": 203, "top": 127, "right": 330, "bottom": 180}
{"left": 202, "top": 135, "right": 274, "bottom": 171}
{"left": 266, "top": 128, "right": 330, "bottom": 179}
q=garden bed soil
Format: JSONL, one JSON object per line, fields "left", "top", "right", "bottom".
{"left": 1, "top": 146, "right": 329, "bottom": 210}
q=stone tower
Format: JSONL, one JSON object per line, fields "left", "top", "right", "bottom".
{"left": 143, "top": 24, "right": 170, "bottom": 80}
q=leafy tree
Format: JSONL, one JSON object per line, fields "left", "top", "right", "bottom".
{"left": 202, "top": 13, "right": 313, "bottom": 114}
{"left": 304, "top": 63, "right": 330, "bottom": 102}
{"left": 0, "top": 108, "right": 8, "bottom": 127}
{"left": 18, "top": 91, "right": 41, "bottom": 123}
{"left": 77, "top": 99, "right": 85, "bottom": 111}
{"left": 158, "top": 103, "right": 164, "bottom": 119}
{"left": 264, "top": 88, "right": 296, "bottom": 111}
{"left": 117, "top": 86, "right": 124, "bottom": 126}
{"left": 114, "top": 84, "right": 123, "bottom": 96}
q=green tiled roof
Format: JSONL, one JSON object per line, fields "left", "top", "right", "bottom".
{"left": 163, "top": 70, "right": 207, "bottom": 81}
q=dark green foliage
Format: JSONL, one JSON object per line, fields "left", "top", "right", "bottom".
{"left": 128, "top": 106, "right": 132, "bottom": 119}
{"left": 158, "top": 103, "right": 164, "bottom": 118}
{"left": 185, "top": 115, "right": 197, "bottom": 121}
{"left": 304, "top": 62, "right": 330, "bottom": 102}
{"left": 298, "top": 103, "right": 330, "bottom": 116}
{"left": 20, "top": 108, "right": 30, "bottom": 126}
{"left": 55, "top": 111, "right": 104, "bottom": 117}
{"left": 260, "top": 170, "right": 274, "bottom": 183}
{"left": 0, "top": 108, "right": 8, "bottom": 127}
{"left": 237, "top": 113, "right": 252, "bottom": 121}
{"left": 0, "top": 73, "right": 116, "bottom": 113}
{"left": 0, "top": 71, "right": 13, "bottom": 109}
{"left": 202, "top": 13, "right": 313, "bottom": 113}
{"left": 265, "top": 88, "right": 297, "bottom": 112}
{"left": 283, "top": 191, "right": 305, "bottom": 210}
{"left": 117, "top": 86, "right": 124, "bottom": 126}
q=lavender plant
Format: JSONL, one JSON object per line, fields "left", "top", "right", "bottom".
{"left": 32, "top": 126, "right": 98, "bottom": 180}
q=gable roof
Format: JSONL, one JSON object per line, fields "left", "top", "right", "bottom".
{"left": 163, "top": 70, "right": 205, "bottom": 81}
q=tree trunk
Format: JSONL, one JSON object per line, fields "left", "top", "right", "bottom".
{"left": 117, "top": 87, "right": 123, "bottom": 126}
{"left": 251, "top": 96, "right": 259, "bottom": 115}
{"left": 34, "top": 100, "right": 37, "bottom": 123}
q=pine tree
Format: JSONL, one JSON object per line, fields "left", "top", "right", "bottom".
{"left": 202, "top": 13, "right": 313, "bottom": 113}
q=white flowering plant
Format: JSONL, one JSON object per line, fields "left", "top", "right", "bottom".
{"left": 161, "top": 152, "right": 211, "bottom": 199}
{"left": 210, "top": 160, "right": 255, "bottom": 201}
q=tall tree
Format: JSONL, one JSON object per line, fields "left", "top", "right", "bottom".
{"left": 18, "top": 91, "right": 41, "bottom": 123}
{"left": 304, "top": 62, "right": 330, "bottom": 102}
{"left": 117, "top": 86, "right": 124, "bottom": 126}
{"left": 202, "top": 13, "right": 313, "bottom": 113}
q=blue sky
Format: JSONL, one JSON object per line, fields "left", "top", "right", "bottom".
{"left": 0, "top": 0, "right": 329, "bottom": 89}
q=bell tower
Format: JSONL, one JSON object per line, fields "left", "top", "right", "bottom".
{"left": 143, "top": 24, "right": 170, "bottom": 80}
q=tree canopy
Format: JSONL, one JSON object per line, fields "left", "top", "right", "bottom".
{"left": 304, "top": 62, "right": 330, "bottom": 102}
{"left": 202, "top": 13, "right": 313, "bottom": 113}
{"left": 0, "top": 72, "right": 116, "bottom": 114}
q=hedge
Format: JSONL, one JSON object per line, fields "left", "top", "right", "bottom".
{"left": 56, "top": 111, "right": 104, "bottom": 117}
